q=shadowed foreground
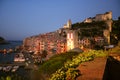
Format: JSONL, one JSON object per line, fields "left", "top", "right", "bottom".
{"left": 103, "top": 56, "right": 120, "bottom": 80}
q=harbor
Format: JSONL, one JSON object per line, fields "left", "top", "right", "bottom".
{"left": 0, "top": 51, "right": 36, "bottom": 80}
{"left": 0, "top": 65, "right": 19, "bottom": 72}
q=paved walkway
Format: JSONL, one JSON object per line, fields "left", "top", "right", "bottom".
{"left": 77, "top": 57, "right": 107, "bottom": 80}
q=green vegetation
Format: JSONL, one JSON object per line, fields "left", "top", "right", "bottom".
{"left": 39, "top": 52, "right": 79, "bottom": 76}
{"left": 72, "top": 17, "right": 120, "bottom": 46}
{"left": 72, "top": 21, "right": 106, "bottom": 29}
{"left": 111, "top": 18, "right": 120, "bottom": 45}
{"left": 72, "top": 21, "right": 106, "bottom": 37}
{"left": 50, "top": 50, "right": 108, "bottom": 80}
{"left": 0, "top": 74, "right": 26, "bottom": 80}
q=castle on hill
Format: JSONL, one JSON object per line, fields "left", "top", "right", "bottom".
{"left": 83, "top": 11, "right": 112, "bottom": 23}
{"left": 23, "top": 11, "right": 112, "bottom": 54}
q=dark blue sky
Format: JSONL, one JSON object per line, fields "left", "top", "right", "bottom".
{"left": 0, "top": 0, "right": 120, "bottom": 40}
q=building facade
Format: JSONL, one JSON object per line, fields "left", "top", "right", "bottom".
{"left": 23, "top": 11, "right": 113, "bottom": 54}
{"left": 67, "top": 30, "right": 78, "bottom": 51}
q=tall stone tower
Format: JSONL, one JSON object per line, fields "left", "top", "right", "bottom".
{"left": 63, "top": 19, "right": 72, "bottom": 29}
{"left": 67, "top": 19, "right": 72, "bottom": 28}
{"left": 67, "top": 30, "right": 78, "bottom": 51}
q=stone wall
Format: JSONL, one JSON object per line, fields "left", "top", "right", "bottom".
{"left": 84, "top": 11, "right": 112, "bottom": 23}
{"left": 95, "top": 11, "right": 112, "bottom": 21}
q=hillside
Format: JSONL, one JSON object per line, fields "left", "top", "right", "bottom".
{"left": 72, "top": 17, "right": 120, "bottom": 45}
{"left": 72, "top": 21, "right": 106, "bottom": 37}
{"left": 110, "top": 19, "right": 120, "bottom": 45}
{"left": 0, "top": 37, "right": 8, "bottom": 44}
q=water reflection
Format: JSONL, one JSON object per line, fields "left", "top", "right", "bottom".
{"left": 0, "top": 53, "right": 15, "bottom": 63}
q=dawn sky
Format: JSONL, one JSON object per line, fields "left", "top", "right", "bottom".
{"left": 0, "top": 0, "right": 120, "bottom": 40}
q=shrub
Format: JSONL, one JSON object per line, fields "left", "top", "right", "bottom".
{"left": 39, "top": 52, "right": 79, "bottom": 75}
{"left": 50, "top": 50, "right": 107, "bottom": 80}
{"left": 66, "top": 68, "right": 80, "bottom": 80}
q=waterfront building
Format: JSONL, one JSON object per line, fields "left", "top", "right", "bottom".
{"left": 67, "top": 30, "right": 78, "bottom": 51}
{"left": 23, "top": 11, "right": 113, "bottom": 54}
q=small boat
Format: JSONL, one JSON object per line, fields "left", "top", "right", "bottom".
{"left": 6, "top": 66, "right": 12, "bottom": 72}
{"left": 0, "top": 66, "right": 2, "bottom": 70}
{"left": 2, "top": 66, "right": 12, "bottom": 72}
{"left": 14, "top": 53, "right": 25, "bottom": 62}
{"left": 2, "top": 67, "right": 6, "bottom": 71}
{"left": 11, "top": 66, "right": 19, "bottom": 72}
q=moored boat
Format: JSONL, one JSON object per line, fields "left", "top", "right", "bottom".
{"left": 0, "top": 66, "right": 2, "bottom": 70}
{"left": 11, "top": 65, "right": 19, "bottom": 72}
{"left": 14, "top": 53, "right": 25, "bottom": 62}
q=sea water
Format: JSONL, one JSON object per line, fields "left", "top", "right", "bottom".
{"left": 0, "top": 41, "right": 22, "bottom": 63}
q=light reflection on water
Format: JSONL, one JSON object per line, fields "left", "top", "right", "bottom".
{"left": 0, "top": 53, "right": 15, "bottom": 63}
{"left": 0, "top": 41, "right": 31, "bottom": 79}
{"left": 0, "top": 41, "right": 22, "bottom": 63}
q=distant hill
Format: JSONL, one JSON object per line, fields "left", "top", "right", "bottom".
{"left": 0, "top": 37, "right": 8, "bottom": 44}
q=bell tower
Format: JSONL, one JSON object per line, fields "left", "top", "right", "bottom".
{"left": 67, "top": 19, "right": 72, "bottom": 29}
{"left": 67, "top": 30, "right": 78, "bottom": 51}
{"left": 63, "top": 19, "right": 72, "bottom": 29}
